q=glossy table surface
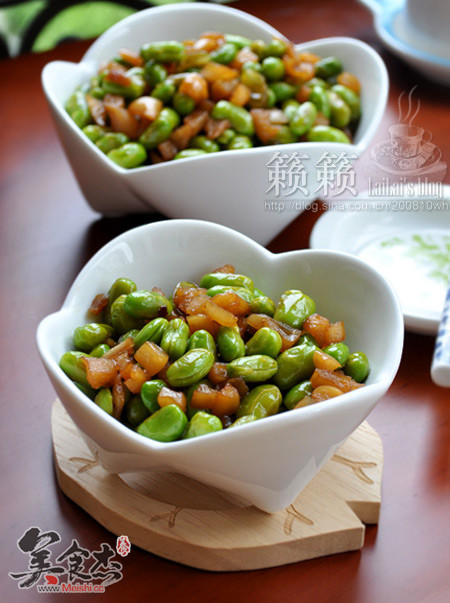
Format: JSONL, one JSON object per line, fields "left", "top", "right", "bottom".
{"left": 1, "top": 1, "right": 450, "bottom": 601}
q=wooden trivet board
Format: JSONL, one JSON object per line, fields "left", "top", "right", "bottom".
{"left": 51, "top": 399, "right": 383, "bottom": 571}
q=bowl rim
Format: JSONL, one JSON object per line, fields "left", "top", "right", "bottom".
{"left": 36, "top": 219, "right": 404, "bottom": 452}
{"left": 41, "top": 3, "right": 389, "bottom": 176}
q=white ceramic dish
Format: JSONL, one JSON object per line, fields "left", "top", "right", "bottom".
{"left": 37, "top": 219, "right": 403, "bottom": 513}
{"left": 359, "top": 0, "right": 450, "bottom": 86}
{"left": 41, "top": 3, "right": 388, "bottom": 245}
{"left": 310, "top": 184, "right": 450, "bottom": 335}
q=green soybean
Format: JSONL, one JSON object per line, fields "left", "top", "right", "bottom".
{"left": 274, "top": 337, "right": 317, "bottom": 390}
{"left": 65, "top": 89, "right": 91, "bottom": 128}
{"left": 125, "top": 394, "right": 150, "bottom": 426}
{"left": 190, "top": 135, "right": 220, "bottom": 153}
{"left": 216, "top": 326, "right": 246, "bottom": 362}
{"left": 200, "top": 272, "right": 254, "bottom": 291}
{"left": 110, "top": 294, "right": 143, "bottom": 335}
{"left": 188, "top": 330, "right": 217, "bottom": 357}
{"left": 141, "top": 41, "right": 185, "bottom": 63}
{"left": 261, "top": 56, "right": 285, "bottom": 81}
{"left": 59, "top": 351, "right": 89, "bottom": 387}
{"left": 90, "top": 343, "right": 110, "bottom": 358}
{"left": 210, "top": 42, "right": 238, "bottom": 64}
{"left": 144, "top": 61, "right": 167, "bottom": 87}
{"left": 283, "top": 380, "right": 313, "bottom": 410}
{"left": 270, "top": 81, "right": 297, "bottom": 103}
{"left": 123, "top": 290, "right": 173, "bottom": 319}
{"left": 160, "top": 318, "right": 190, "bottom": 361}
{"left": 230, "top": 415, "right": 257, "bottom": 428}
{"left": 250, "top": 295, "right": 276, "bottom": 316}
{"left": 306, "top": 125, "right": 351, "bottom": 143}
{"left": 183, "top": 411, "right": 223, "bottom": 439}
{"left": 151, "top": 79, "right": 176, "bottom": 103}
{"left": 288, "top": 101, "right": 318, "bottom": 136}
{"left": 82, "top": 124, "right": 106, "bottom": 143}
{"left": 328, "top": 90, "right": 351, "bottom": 129}
{"left": 166, "top": 349, "right": 215, "bottom": 388}
{"left": 264, "top": 38, "right": 287, "bottom": 57}
{"left": 174, "top": 149, "right": 208, "bottom": 160}
{"left": 227, "top": 135, "right": 253, "bottom": 150}
{"left": 331, "top": 84, "right": 361, "bottom": 121}
{"left": 140, "top": 379, "right": 166, "bottom": 414}
{"left": 139, "top": 107, "right": 180, "bottom": 150}
{"left": 96, "top": 132, "right": 129, "bottom": 154}
{"left": 211, "top": 101, "right": 255, "bottom": 137}
{"left": 107, "top": 142, "right": 147, "bottom": 169}
{"left": 216, "top": 128, "right": 236, "bottom": 146}
{"left": 206, "top": 285, "right": 253, "bottom": 303}
{"left": 246, "top": 327, "right": 282, "bottom": 358}
{"left": 134, "top": 317, "right": 169, "bottom": 349}
{"left": 344, "top": 351, "right": 370, "bottom": 383}
{"left": 236, "top": 384, "right": 282, "bottom": 419}
{"left": 137, "top": 404, "right": 187, "bottom": 442}
{"left": 172, "top": 90, "right": 196, "bottom": 116}
{"left": 274, "top": 289, "right": 316, "bottom": 328}
{"left": 101, "top": 69, "right": 146, "bottom": 99}
{"left": 94, "top": 388, "right": 114, "bottom": 415}
{"left": 225, "top": 34, "right": 254, "bottom": 49}
{"left": 323, "top": 342, "right": 349, "bottom": 366}
{"left": 309, "top": 85, "right": 331, "bottom": 119}
{"left": 314, "top": 56, "right": 343, "bottom": 78}
{"left": 227, "top": 355, "right": 278, "bottom": 382}
{"left": 73, "top": 323, "right": 112, "bottom": 353}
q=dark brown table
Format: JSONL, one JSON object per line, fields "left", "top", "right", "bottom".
{"left": 2, "top": 1, "right": 450, "bottom": 601}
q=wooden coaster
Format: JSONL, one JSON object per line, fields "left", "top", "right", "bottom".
{"left": 52, "top": 399, "right": 383, "bottom": 571}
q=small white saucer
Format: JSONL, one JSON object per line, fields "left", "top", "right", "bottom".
{"left": 359, "top": 0, "right": 450, "bottom": 85}
{"left": 370, "top": 140, "right": 442, "bottom": 176}
{"left": 310, "top": 184, "right": 450, "bottom": 335}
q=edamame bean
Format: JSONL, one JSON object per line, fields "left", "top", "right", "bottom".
{"left": 139, "top": 107, "right": 180, "bottom": 150}
{"left": 269, "top": 81, "right": 297, "bottom": 103}
{"left": 73, "top": 323, "right": 112, "bottom": 353}
{"left": 216, "top": 326, "right": 246, "bottom": 362}
{"left": 283, "top": 380, "right": 313, "bottom": 410}
{"left": 331, "top": 84, "right": 361, "bottom": 121}
{"left": 274, "top": 337, "right": 317, "bottom": 390}
{"left": 207, "top": 285, "right": 253, "bottom": 303}
{"left": 144, "top": 61, "right": 167, "bottom": 87}
{"left": 274, "top": 289, "right": 316, "bottom": 328}
{"left": 151, "top": 79, "right": 176, "bottom": 103}
{"left": 101, "top": 68, "right": 146, "bottom": 99}
{"left": 123, "top": 290, "right": 173, "bottom": 319}
{"left": 125, "top": 394, "right": 150, "bottom": 426}
{"left": 75, "top": 381, "right": 97, "bottom": 400}
{"left": 328, "top": 90, "right": 351, "bottom": 129}
{"left": 188, "top": 330, "right": 217, "bottom": 357}
{"left": 306, "top": 125, "right": 351, "bottom": 143}
{"left": 315, "top": 56, "right": 343, "bottom": 78}
{"left": 65, "top": 89, "right": 91, "bottom": 128}
{"left": 227, "top": 355, "right": 278, "bottom": 382}
{"left": 174, "top": 149, "right": 208, "bottom": 160}
{"left": 96, "top": 132, "right": 129, "bottom": 154}
{"left": 59, "top": 351, "right": 89, "bottom": 387}
{"left": 227, "top": 135, "right": 253, "bottom": 150}
{"left": 230, "top": 415, "right": 257, "bottom": 428}
{"left": 141, "top": 41, "right": 185, "bottom": 63}
{"left": 216, "top": 128, "right": 236, "bottom": 146}
{"left": 210, "top": 42, "right": 238, "bottom": 64}
{"left": 166, "top": 349, "right": 215, "bottom": 387}
{"left": 137, "top": 404, "right": 187, "bottom": 442}
{"left": 264, "top": 38, "right": 287, "bottom": 57}
{"left": 250, "top": 295, "right": 276, "bottom": 316}
{"left": 309, "top": 85, "right": 331, "bottom": 119}
{"left": 190, "top": 135, "right": 220, "bottom": 153}
{"left": 261, "top": 56, "right": 285, "bottom": 81}
{"left": 200, "top": 272, "right": 254, "bottom": 291}
{"left": 236, "top": 384, "right": 282, "bottom": 419}
{"left": 225, "top": 34, "right": 254, "bottom": 49}
{"left": 90, "top": 343, "right": 110, "bottom": 358}
{"left": 323, "top": 342, "right": 349, "bottom": 366}
{"left": 140, "top": 379, "right": 166, "bottom": 414}
{"left": 107, "top": 142, "right": 147, "bottom": 169}
{"left": 82, "top": 124, "right": 106, "bottom": 143}
{"left": 134, "top": 317, "right": 169, "bottom": 349}
{"left": 245, "top": 327, "right": 282, "bottom": 358}
{"left": 344, "top": 351, "right": 370, "bottom": 382}
{"left": 211, "top": 101, "right": 255, "bottom": 137}
{"left": 288, "top": 101, "right": 318, "bottom": 136}
{"left": 172, "top": 90, "right": 196, "bottom": 116}
{"left": 110, "top": 294, "right": 143, "bottom": 335}
{"left": 160, "top": 318, "right": 190, "bottom": 361}
{"left": 94, "top": 388, "right": 113, "bottom": 415}
{"left": 118, "top": 329, "right": 139, "bottom": 343}
{"left": 183, "top": 411, "right": 223, "bottom": 439}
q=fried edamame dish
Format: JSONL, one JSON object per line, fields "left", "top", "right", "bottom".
{"left": 59, "top": 265, "right": 370, "bottom": 443}
{"left": 65, "top": 33, "right": 362, "bottom": 168}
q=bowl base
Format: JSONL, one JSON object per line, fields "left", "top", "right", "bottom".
{"left": 52, "top": 399, "right": 383, "bottom": 571}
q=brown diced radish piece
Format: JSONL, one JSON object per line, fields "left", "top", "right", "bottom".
{"left": 105, "top": 104, "right": 141, "bottom": 139}
{"left": 134, "top": 341, "right": 169, "bottom": 378}
{"left": 119, "top": 47, "right": 144, "bottom": 67}
{"left": 313, "top": 112, "right": 330, "bottom": 127}
{"left": 112, "top": 373, "right": 126, "bottom": 419}
{"left": 303, "top": 313, "right": 345, "bottom": 348}
{"left": 269, "top": 109, "right": 289, "bottom": 124}
{"left": 208, "top": 362, "right": 229, "bottom": 385}
{"left": 313, "top": 349, "right": 342, "bottom": 371}
{"left": 211, "top": 291, "right": 251, "bottom": 316}
{"left": 103, "top": 93, "right": 125, "bottom": 109}
{"left": 214, "top": 383, "right": 240, "bottom": 416}
{"left": 104, "top": 66, "right": 132, "bottom": 87}
{"left": 186, "top": 314, "right": 219, "bottom": 337}
{"left": 170, "top": 110, "right": 209, "bottom": 149}
{"left": 150, "top": 150, "right": 164, "bottom": 164}
{"left": 311, "top": 385, "right": 343, "bottom": 401}
{"left": 210, "top": 78, "right": 239, "bottom": 102}
{"left": 193, "top": 32, "right": 224, "bottom": 52}
{"left": 204, "top": 117, "right": 230, "bottom": 139}
{"left": 229, "top": 82, "right": 251, "bottom": 107}
{"left": 173, "top": 283, "right": 207, "bottom": 313}
{"left": 293, "top": 395, "right": 316, "bottom": 409}
{"left": 88, "top": 293, "right": 108, "bottom": 316}
{"left": 250, "top": 109, "right": 283, "bottom": 144}
{"left": 185, "top": 293, "right": 209, "bottom": 315}
{"left": 226, "top": 377, "right": 249, "bottom": 398}
{"left": 201, "top": 62, "right": 239, "bottom": 82}
{"left": 157, "top": 387, "right": 187, "bottom": 412}
{"left": 86, "top": 94, "right": 106, "bottom": 126}
{"left": 246, "top": 313, "right": 301, "bottom": 351}
{"left": 337, "top": 71, "right": 361, "bottom": 95}
{"left": 310, "top": 368, "right": 363, "bottom": 392}
{"left": 296, "top": 85, "right": 311, "bottom": 103}
{"left": 212, "top": 264, "right": 235, "bottom": 274}
{"left": 115, "top": 352, "right": 134, "bottom": 380}
{"left": 326, "top": 321, "right": 345, "bottom": 344}
{"left": 197, "top": 98, "right": 215, "bottom": 113}
{"left": 157, "top": 139, "right": 178, "bottom": 161}
{"left": 204, "top": 299, "right": 237, "bottom": 327}
{"left": 124, "top": 364, "right": 147, "bottom": 394}
{"left": 156, "top": 361, "right": 171, "bottom": 383}
{"left": 230, "top": 47, "right": 259, "bottom": 70}
{"left": 82, "top": 356, "right": 117, "bottom": 389}
{"left": 128, "top": 96, "right": 163, "bottom": 121}
{"left": 190, "top": 382, "right": 217, "bottom": 409}
{"left": 103, "top": 337, "right": 134, "bottom": 359}
{"left": 179, "top": 72, "right": 209, "bottom": 102}
{"left": 297, "top": 51, "right": 321, "bottom": 63}
{"left": 282, "top": 56, "right": 315, "bottom": 82}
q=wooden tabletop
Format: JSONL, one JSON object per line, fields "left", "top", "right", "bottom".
{"left": 1, "top": 1, "right": 449, "bottom": 601}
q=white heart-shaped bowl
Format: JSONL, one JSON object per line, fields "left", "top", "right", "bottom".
{"left": 42, "top": 3, "right": 388, "bottom": 245}
{"left": 36, "top": 219, "right": 403, "bottom": 513}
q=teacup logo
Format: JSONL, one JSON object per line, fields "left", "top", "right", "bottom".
{"left": 366, "top": 87, "right": 446, "bottom": 191}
